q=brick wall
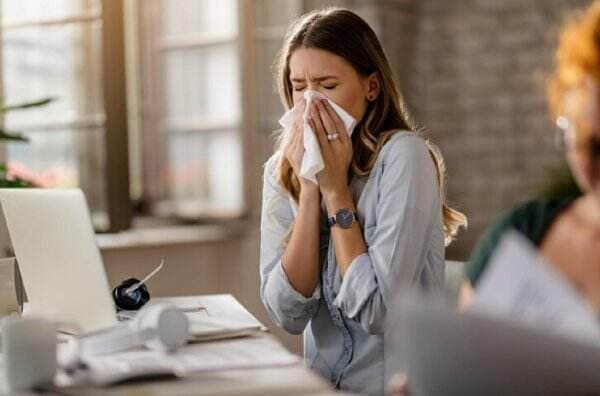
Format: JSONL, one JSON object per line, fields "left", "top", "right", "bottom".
{"left": 375, "top": 0, "right": 593, "bottom": 259}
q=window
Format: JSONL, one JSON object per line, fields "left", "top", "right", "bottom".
{"left": 138, "top": 0, "right": 244, "bottom": 220}
{"left": 0, "top": 0, "right": 130, "bottom": 231}
{"left": 137, "top": 0, "right": 309, "bottom": 221}
{"left": 0, "top": 0, "right": 305, "bottom": 234}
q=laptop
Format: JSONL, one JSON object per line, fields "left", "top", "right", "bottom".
{"left": 0, "top": 189, "right": 117, "bottom": 333}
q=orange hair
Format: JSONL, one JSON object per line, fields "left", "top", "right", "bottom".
{"left": 548, "top": 0, "right": 600, "bottom": 140}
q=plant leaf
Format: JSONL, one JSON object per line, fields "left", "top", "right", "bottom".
{"left": 0, "top": 178, "right": 33, "bottom": 188}
{"left": 0, "top": 130, "right": 29, "bottom": 142}
{"left": 1, "top": 97, "right": 55, "bottom": 112}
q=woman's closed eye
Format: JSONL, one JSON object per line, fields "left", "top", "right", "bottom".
{"left": 322, "top": 84, "right": 337, "bottom": 90}
{"left": 293, "top": 85, "right": 306, "bottom": 92}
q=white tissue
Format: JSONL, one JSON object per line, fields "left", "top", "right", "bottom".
{"left": 278, "top": 90, "right": 357, "bottom": 184}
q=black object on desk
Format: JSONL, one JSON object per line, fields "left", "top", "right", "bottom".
{"left": 111, "top": 258, "right": 165, "bottom": 310}
{"left": 112, "top": 278, "right": 150, "bottom": 310}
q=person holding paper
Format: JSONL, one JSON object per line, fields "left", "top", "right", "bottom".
{"left": 259, "top": 7, "right": 467, "bottom": 396}
{"left": 464, "top": 1, "right": 600, "bottom": 307}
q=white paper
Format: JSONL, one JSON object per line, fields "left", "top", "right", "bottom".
{"left": 154, "top": 295, "right": 266, "bottom": 340}
{"left": 73, "top": 336, "right": 299, "bottom": 386}
{"left": 472, "top": 230, "right": 600, "bottom": 343}
{"left": 187, "top": 314, "right": 262, "bottom": 342}
{"left": 388, "top": 293, "right": 600, "bottom": 396}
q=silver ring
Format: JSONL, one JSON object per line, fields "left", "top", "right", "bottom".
{"left": 327, "top": 133, "right": 339, "bottom": 141}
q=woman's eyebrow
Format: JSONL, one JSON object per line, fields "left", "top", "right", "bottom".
{"left": 290, "top": 75, "right": 339, "bottom": 83}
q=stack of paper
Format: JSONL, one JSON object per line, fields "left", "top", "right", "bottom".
{"left": 68, "top": 336, "right": 299, "bottom": 387}
{"left": 153, "top": 295, "right": 266, "bottom": 342}
{"left": 187, "top": 314, "right": 263, "bottom": 342}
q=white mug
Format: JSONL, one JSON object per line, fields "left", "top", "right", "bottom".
{"left": 2, "top": 316, "right": 58, "bottom": 391}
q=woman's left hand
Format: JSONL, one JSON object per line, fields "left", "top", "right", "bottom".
{"left": 308, "top": 98, "right": 353, "bottom": 200}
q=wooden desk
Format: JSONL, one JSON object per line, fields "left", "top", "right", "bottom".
{"left": 1, "top": 295, "right": 341, "bottom": 396}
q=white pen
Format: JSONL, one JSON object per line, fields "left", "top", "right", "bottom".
{"left": 125, "top": 258, "right": 165, "bottom": 295}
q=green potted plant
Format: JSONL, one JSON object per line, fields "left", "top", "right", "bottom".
{"left": 0, "top": 97, "right": 54, "bottom": 187}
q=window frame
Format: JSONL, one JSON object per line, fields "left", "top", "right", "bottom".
{"left": 137, "top": 0, "right": 252, "bottom": 221}
{"left": 0, "top": 0, "right": 132, "bottom": 232}
{"left": 0, "top": 0, "right": 308, "bottom": 237}
{"left": 101, "top": 0, "right": 132, "bottom": 232}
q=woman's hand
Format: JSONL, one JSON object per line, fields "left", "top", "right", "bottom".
{"left": 282, "top": 100, "right": 319, "bottom": 195}
{"left": 307, "top": 98, "right": 353, "bottom": 203}
{"left": 282, "top": 100, "right": 306, "bottom": 175}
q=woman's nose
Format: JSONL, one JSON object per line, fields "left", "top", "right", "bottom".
{"left": 306, "top": 81, "right": 321, "bottom": 92}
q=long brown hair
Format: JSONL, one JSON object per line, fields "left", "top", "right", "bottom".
{"left": 274, "top": 7, "right": 467, "bottom": 244}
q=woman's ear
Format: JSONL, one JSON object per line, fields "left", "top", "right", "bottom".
{"left": 365, "top": 72, "right": 381, "bottom": 102}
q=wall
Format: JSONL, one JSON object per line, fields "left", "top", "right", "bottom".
{"left": 375, "top": 0, "right": 592, "bottom": 258}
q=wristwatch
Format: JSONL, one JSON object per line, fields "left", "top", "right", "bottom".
{"left": 327, "top": 208, "right": 359, "bottom": 229}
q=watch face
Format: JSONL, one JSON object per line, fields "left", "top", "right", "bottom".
{"left": 336, "top": 209, "right": 355, "bottom": 229}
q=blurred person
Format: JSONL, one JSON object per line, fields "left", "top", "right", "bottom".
{"left": 259, "top": 7, "right": 466, "bottom": 396}
{"left": 466, "top": 0, "right": 600, "bottom": 309}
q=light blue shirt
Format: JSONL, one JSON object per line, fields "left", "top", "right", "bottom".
{"left": 260, "top": 131, "right": 445, "bottom": 396}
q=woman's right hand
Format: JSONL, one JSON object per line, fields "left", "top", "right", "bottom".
{"left": 283, "top": 100, "right": 305, "bottom": 174}
{"left": 282, "top": 100, "right": 318, "bottom": 194}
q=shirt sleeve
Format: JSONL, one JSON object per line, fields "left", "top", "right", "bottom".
{"left": 259, "top": 153, "right": 321, "bottom": 335}
{"left": 332, "top": 134, "right": 442, "bottom": 334}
